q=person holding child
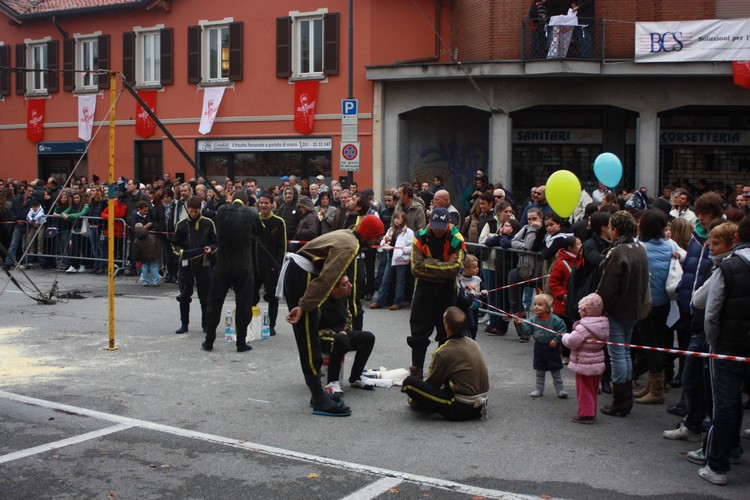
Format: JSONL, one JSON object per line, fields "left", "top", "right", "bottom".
{"left": 513, "top": 293, "right": 569, "bottom": 398}
{"left": 562, "top": 293, "right": 609, "bottom": 424}
{"left": 132, "top": 222, "right": 161, "bottom": 286}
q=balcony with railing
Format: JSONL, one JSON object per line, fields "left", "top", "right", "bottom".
{"left": 521, "top": 18, "right": 634, "bottom": 62}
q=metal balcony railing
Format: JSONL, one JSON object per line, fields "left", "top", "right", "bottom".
{"left": 522, "top": 18, "right": 608, "bottom": 62}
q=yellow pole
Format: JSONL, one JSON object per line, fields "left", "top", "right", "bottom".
{"left": 106, "top": 72, "right": 118, "bottom": 350}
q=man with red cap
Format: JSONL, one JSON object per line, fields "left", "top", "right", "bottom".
{"left": 283, "top": 214, "right": 385, "bottom": 416}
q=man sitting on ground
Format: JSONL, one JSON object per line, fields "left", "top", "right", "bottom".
{"left": 401, "top": 306, "right": 489, "bottom": 421}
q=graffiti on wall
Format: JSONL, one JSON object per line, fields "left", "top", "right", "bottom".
{"left": 418, "top": 140, "right": 488, "bottom": 200}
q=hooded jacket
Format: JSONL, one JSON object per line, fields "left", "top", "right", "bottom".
{"left": 562, "top": 315, "right": 610, "bottom": 376}
{"left": 132, "top": 224, "right": 161, "bottom": 262}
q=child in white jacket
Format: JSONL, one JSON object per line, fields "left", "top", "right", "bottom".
{"left": 371, "top": 212, "right": 413, "bottom": 310}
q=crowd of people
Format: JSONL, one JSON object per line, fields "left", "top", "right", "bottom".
{"left": 2, "top": 170, "right": 750, "bottom": 484}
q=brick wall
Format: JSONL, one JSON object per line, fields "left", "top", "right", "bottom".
{"left": 450, "top": 0, "right": 719, "bottom": 61}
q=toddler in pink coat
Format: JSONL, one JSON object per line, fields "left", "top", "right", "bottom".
{"left": 562, "top": 293, "right": 610, "bottom": 424}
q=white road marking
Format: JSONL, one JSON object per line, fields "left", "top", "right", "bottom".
{"left": 0, "top": 390, "right": 533, "bottom": 499}
{"left": 0, "top": 423, "right": 132, "bottom": 464}
{"left": 340, "top": 477, "right": 403, "bottom": 500}
{"left": 247, "top": 398, "right": 270, "bottom": 404}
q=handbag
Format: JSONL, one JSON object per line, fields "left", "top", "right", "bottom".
{"left": 665, "top": 255, "right": 683, "bottom": 300}
{"left": 44, "top": 226, "right": 60, "bottom": 238}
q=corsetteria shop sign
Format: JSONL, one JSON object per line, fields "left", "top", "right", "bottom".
{"left": 635, "top": 18, "right": 750, "bottom": 62}
{"left": 197, "top": 138, "right": 332, "bottom": 152}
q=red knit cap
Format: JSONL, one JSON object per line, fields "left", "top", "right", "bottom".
{"left": 355, "top": 214, "right": 385, "bottom": 239}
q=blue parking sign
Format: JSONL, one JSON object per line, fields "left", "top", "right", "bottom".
{"left": 342, "top": 99, "right": 358, "bottom": 116}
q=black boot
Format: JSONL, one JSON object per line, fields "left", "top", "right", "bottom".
{"left": 601, "top": 382, "right": 630, "bottom": 417}
{"left": 175, "top": 302, "right": 190, "bottom": 334}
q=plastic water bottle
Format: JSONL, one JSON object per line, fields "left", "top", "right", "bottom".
{"left": 261, "top": 309, "right": 271, "bottom": 341}
{"left": 224, "top": 310, "right": 235, "bottom": 342}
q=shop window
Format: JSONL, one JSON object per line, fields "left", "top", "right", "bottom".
{"left": 187, "top": 20, "right": 242, "bottom": 85}
{"left": 62, "top": 34, "right": 110, "bottom": 92}
{"left": 122, "top": 28, "right": 173, "bottom": 87}
{"left": 276, "top": 11, "right": 339, "bottom": 79}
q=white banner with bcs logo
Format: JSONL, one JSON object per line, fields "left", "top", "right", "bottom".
{"left": 635, "top": 18, "right": 750, "bottom": 62}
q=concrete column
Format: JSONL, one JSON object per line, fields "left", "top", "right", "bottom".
{"left": 636, "top": 111, "right": 659, "bottom": 194}
{"left": 489, "top": 112, "right": 512, "bottom": 189}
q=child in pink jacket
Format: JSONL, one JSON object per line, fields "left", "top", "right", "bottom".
{"left": 562, "top": 293, "right": 609, "bottom": 424}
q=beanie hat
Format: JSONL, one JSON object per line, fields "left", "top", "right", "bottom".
{"left": 578, "top": 293, "right": 604, "bottom": 316}
{"left": 355, "top": 214, "right": 385, "bottom": 239}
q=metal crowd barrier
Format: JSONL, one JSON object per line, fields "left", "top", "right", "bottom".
{"left": 464, "top": 242, "right": 544, "bottom": 314}
{"left": 11, "top": 216, "right": 130, "bottom": 272}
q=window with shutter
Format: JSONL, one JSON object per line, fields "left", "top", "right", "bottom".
{"left": 276, "top": 17, "right": 292, "bottom": 78}
{"left": 160, "top": 28, "right": 173, "bottom": 86}
{"left": 47, "top": 40, "right": 59, "bottom": 93}
{"left": 97, "top": 35, "right": 110, "bottom": 90}
{"left": 123, "top": 32, "right": 136, "bottom": 85}
{"left": 15, "top": 44, "right": 26, "bottom": 95}
{"left": 0, "top": 45, "right": 10, "bottom": 96}
{"left": 187, "top": 19, "right": 240, "bottom": 86}
{"left": 280, "top": 10, "right": 339, "bottom": 80}
{"left": 63, "top": 38, "right": 75, "bottom": 91}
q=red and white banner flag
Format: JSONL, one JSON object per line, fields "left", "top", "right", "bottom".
{"left": 27, "top": 99, "right": 45, "bottom": 143}
{"left": 135, "top": 90, "right": 157, "bottom": 138}
{"left": 733, "top": 61, "right": 750, "bottom": 90}
{"left": 198, "top": 87, "right": 225, "bottom": 135}
{"left": 78, "top": 94, "right": 96, "bottom": 141}
{"left": 294, "top": 80, "right": 319, "bottom": 135}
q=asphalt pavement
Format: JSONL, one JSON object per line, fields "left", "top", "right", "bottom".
{"left": 0, "top": 268, "right": 746, "bottom": 499}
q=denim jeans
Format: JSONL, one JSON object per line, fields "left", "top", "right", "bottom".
{"left": 481, "top": 268, "right": 498, "bottom": 325}
{"left": 705, "top": 353, "right": 748, "bottom": 474}
{"left": 88, "top": 226, "right": 104, "bottom": 270}
{"left": 391, "top": 264, "right": 408, "bottom": 306}
{"left": 607, "top": 317, "right": 636, "bottom": 383}
{"left": 4, "top": 224, "right": 26, "bottom": 266}
{"left": 140, "top": 260, "right": 161, "bottom": 286}
{"left": 682, "top": 335, "right": 711, "bottom": 432}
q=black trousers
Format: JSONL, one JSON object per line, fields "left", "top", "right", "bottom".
{"left": 253, "top": 269, "right": 280, "bottom": 328}
{"left": 321, "top": 330, "right": 375, "bottom": 384}
{"left": 408, "top": 280, "right": 455, "bottom": 369}
{"left": 284, "top": 261, "right": 324, "bottom": 378}
{"left": 205, "top": 264, "right": 254, "bottom": 346}
{"left": 401, "top": 375, "right": 482, "bottom": 421}
{"left": 177, "top": 262, "right": 211, "bottom": 326}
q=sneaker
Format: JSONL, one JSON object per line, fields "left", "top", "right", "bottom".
{"left": 562, "top": 356, "right": 570, "bottom": 365}
{"left": 65, "top": 265, "right": 77, "bottom": 274}
{"left": 324, "top": 381, "right": 343, "bottom": 397}
{"left": 663, "top": 424, "right": 702, "bottom": 442}
{"left": 687, "top": 448, "right": 707, "bottom": 465}
{"left": 530, "top": 389, "right": 543, "bottom": 398}
{"left": 78, "top": 265, "right": 87, "bottom": 273}
{"left": 557, "top": 390, "right": 569, "bottom": 399}
{"left": 698, "top": 465, "right": 727, "bottom": 486}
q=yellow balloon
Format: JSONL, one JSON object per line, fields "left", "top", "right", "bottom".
{"left": 545, "top": 170, "right": 581, "bottom": 218}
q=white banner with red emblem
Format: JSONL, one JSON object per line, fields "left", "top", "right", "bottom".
{"left": 198, "top": 87, "right": 225, "bottom": 135}
{"left": 77, "top": 94, "right": 96, "bottom": 142}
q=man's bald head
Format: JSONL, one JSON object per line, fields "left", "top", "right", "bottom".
{"left": 434, "top": 189, "right": 451, "bottom": 208}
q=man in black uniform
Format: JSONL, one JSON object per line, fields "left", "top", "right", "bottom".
{"left": 171, "top": 196, "right": 217, "bottom": 334}
{"left": 253, "top": 191, "right": 286, "bottom": 337}
{"left": 202, "top": 191, "right": 262, "bottom": 352}
{"left": 284, "top": 214, "right": 385, "bottom": 417}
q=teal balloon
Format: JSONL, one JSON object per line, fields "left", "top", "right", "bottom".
{"left": 593, "top": 153, "right": 623, "bottom": 188}
{"left": 545, "top": 170, "right": 581, "bottom": 219}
